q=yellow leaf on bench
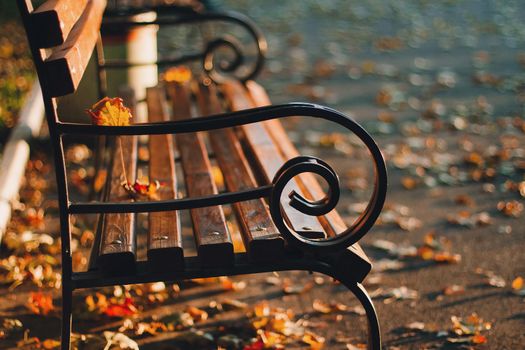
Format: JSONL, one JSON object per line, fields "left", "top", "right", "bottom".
{"left": 87, "top": 97, "right": 133, "bottom": 126}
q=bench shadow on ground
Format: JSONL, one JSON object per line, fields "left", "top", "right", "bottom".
{"left": 78, "top": 269, "right": 372, "bottom": 349}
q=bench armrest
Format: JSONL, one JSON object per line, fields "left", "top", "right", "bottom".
{"left": 100, "top": 11, "right": 267, "bottom": 83}
{"left": 63, "top": 102, "right": 387, "bottom": 253}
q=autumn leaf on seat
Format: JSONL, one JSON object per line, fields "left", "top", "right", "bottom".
{"left": 86, "top": 97, "right": 132, "bottom": 126}
{"left": 86, "top": 97, "right": 133, "bottom": 186}
{"left": 164, "top": 66, "right": 192, "bottom": 84}
{"left": 122, "top": 179, "right": 161, "bottom": 200}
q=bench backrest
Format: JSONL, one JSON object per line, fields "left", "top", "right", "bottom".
{"left": 16, "top": 0, "right": 107, "bottom": 279}
{"left": 17, "top": 0, "right": 106, "bottom": 99}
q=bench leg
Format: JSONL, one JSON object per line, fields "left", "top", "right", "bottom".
{"left": 61, "top": 285, "right": 73, "bottom": 350}
{"left": 343, "top": 281, "right": 381, "bottom": 350}
{"left": 320, "top": 268, "right": 380, "bottom": 350}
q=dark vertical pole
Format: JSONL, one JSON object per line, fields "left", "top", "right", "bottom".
{"left": 95, "top": 34, "right": 108, "bottom": 99}
{"left": 91, "top": 35, "right": 108, "bottom": 201}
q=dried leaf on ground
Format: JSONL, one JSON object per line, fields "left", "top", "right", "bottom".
{"left": 497, "top": 200, "right": 523, "bottom": 218}
{"left": 313, "top": 300, "right": 366, "bottom": 316}
{"left": 282, "top": 278, "right": 313, "bottom": 294}
{"left": 371, "top": 286, "right": 418, "bottom": 304}
{"left": 511, "top": 276, "right": 525, "bottom": 296}
{"left": 451, "top": 313, "right": 491, "bottom": 336}
{"left": 103, "top": 331, "right": 139, "bottom": 350}
{"left": 443, "top": 284, "right": 466, "bottom": 296}
{"left": 26, "top": 292, "right": 54, "bottom": 315}
{"left": 104, "top": 297, "right": 138, "bottom": 318}
{"left": 448, "top": 313, "right": 491, "bottom": 345}
{"left": 447, "top": 210, "right": 492, "bottom": 228}
{"left": 302, "top": 331, "right": 325, "bottom": 349}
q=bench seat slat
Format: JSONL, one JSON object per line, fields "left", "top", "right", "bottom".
{"left": 222, "top": 81, "right": 326, "bottom": 239}
{"left": 195, "top": 83, "right": 284, "bottom": 261}
{"left": 44, "top": 0, "right": 106, "bottom": 97}
{"left": 98, "top": 134, "right": 138, "bottom": 272}
{"left": 31, "top": 0, "right": 90, "bottom": 48}
{"left": 146, "top": 87, "right": 184, "bottom": 269}
{"left": 97, "top": 88, "right": 137, "bottom": 273}
{"left": 245, "top": 81, "right": 371, "bottom": 281}
{"left": 167, "top": 82, "right": 234, "bottom": 267}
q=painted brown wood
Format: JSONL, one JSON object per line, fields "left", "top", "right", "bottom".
{"left": 195, "top": 82, "right": 284, "bottom": 261}
{"left": 97, "top": 88, "right": 138, "bottom": 273}
{"left": 146, "top": 86, "right": 184, "bottom": 269}
{"left": 245, "top": 81, "right": 371, "bottom": 281}
{"left": 221, "top": 81, "right": 325, "bottom": 239}
{"left": 31, "top": 0, "right": 90, "bottom": 48}
{"left": 44, "top": 0, "right": 106, "bottom": 97}
{"left": 167, "top": 82, "right": 233, "bottom": 267}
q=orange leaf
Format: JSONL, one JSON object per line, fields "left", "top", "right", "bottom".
{"left": 164, "top": 66, "right": 192, "bottom": 84}
{"left": 186, "top": 306, "right": 208, "bottom": 322}
{"left": 87, "top": 97, "right": 133, "bottom": 126}
{"left": 124, "top": 179, "right": 161, "bottom": 199}
{"left": 302, "top": 331, "right": 325, "bottom": 350}
{"left": 26, "top": 292, "right": 54, "bottom": 315}
{"left": 312, "top": 299, "right": 332, "bottom": 314}
{"left": 472, "top": 334, "right": 487, "bottom": 344}
{"left": 104, "top": 297, "right": 138, "bottom": 318}
{"left": 512, "top": 276, "right": 523, "bottom": 290}
{"left": 42, "top": 339, "right": 61, "bottom": 349}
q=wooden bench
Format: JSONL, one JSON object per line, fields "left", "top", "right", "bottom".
{"left": 16, "top": 1, "right": 387, "bottom": 349}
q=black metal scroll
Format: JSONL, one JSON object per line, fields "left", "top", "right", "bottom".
{"left": 101, "top": 11, "right": 267, "bottom": 83}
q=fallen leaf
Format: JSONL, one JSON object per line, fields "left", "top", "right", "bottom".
{"left": 186, "top": 306, "right": 208, "bottom": 322}
{"left": 511, "top": 276, "right": 525, "bottom": 296}
{"left": 283, "top": 278, "right": 313, "bottom": 294}
{"left": 451, "top": 313, "right": 491, "bottom": 336}
{"left": 443, "top": 284, "right": 466, "bottom": 296}
{"left": 302, "top": 331, "right": 325, "bottom": 350}
{"left": 486, "top": 275, "right": 506, "bottom": 288}
{"left": 497, "top": 200, "right": 523, "bottom": 218}
{"left": 42, "top": 339, "right": 61, "bottom": 349}
{"left": 164, "top": 66, "right": 192, "bottom": 84}
{"left": 104, "top": 297, "right": 138, "bottom": 318}
{"left": 472, "top": 334, "right": 488, "bottom": 344}
{"left": 374, "top": 286, "right": 418, "bottom": 304}
{"left": 221, "top": 277, "right": 246, "bottom": 291}
{"left": 312, "top": 299, "right": 332, "bottom": 314}
{"left": 26, "top": 292, "right": 54, "bottom": 315}
{"left": 511, "top": 276, "right": 523, "bottom": 290}
{"left": 405, "top": 321, "right": 425, "bottom": 331}
{"left": 103, "top": 331, "right": 139, "bottom": 350}
{"left": 87, "top": 97, "right": 132, "bottom": 126}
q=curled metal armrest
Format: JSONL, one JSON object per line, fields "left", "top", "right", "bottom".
{"left": 101, "top": 11, "right": 267, "bottom": 83}
{"left": 62, "top": 103, "right": 387, "bottom": 252}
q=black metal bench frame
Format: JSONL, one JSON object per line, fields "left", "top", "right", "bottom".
{"left": 16, "top": 1, "right": 387, "bottom": 349}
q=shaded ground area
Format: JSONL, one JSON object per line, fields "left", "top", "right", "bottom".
{"left": 1, "top": 1, "right": 525, "bottom": 349}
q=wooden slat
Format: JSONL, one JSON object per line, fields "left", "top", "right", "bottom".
{"left": 195, "top": 82, "right": 284, "bottom": 261}
{"left": 222, "top": 81, "right": 325, "bottom": 239}
{"left": 245, "top": 81, "right": 371, "bottom": 282}
{"left": 97, "top": 88, "right": 138, "bottom": 273}
{"left": 44, "top": 0, "right": 106, "bottom": 97}
{"left": 167, "top": 82, "right": 233, "bottom": 267}
{"left": 31, "top": 0, "right": 90, "bottom": 48}
{"left": 146, "top": 87, "right": 184, "bottom": 269}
